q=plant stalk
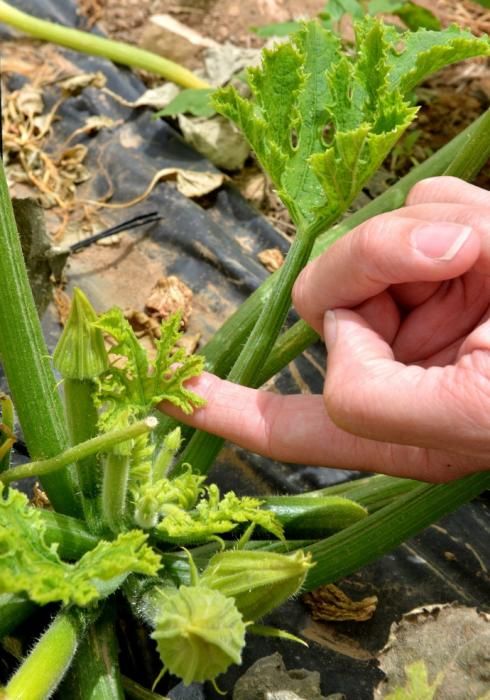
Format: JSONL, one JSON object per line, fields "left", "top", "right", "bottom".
{"left": 303, "top": 471, "right": 490, "bottom": 590}
{"left": 0, "top": 417, "right": 157, "bottom": 485}
{"left": 102, "top": 453, "right": 131, "bottom": 532}
{"left": 60, "top": 603, "right": 124, "bottom": 700}
{"left": 122, "top": 676, "right": 169, "bottom": 700}
{"left": 64, "top": 379, "right": 103, "bottom": 531}
{"left": 0, "top": 159, "right": 79, "bottom": 514}
{"left": 0, "top": 1, "right": 209, "bottom": 89}
{"left": 4, "top": 608, "right": 89, "bottom": 700}
{"left": 175, "top": 219, "right": 330, "bottom": 473}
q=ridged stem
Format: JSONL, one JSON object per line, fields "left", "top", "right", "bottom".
{"left": 102, "top": 453, "right": 131, "bottom": 532}
{"left": 303, "top": 471, "right": 490, "bottom": 590}
{"left": 64, "top": 379, "right": 103, "bottom": 531}
{"left": 0, "top": 1, "right": 208, "bottom": 89}
{"left": 1, "top": 417, "right": 157, "bottom": 485}
{"left": 175, "top": 218, "right": 330, "bottom": 473}
{"left": 60, "top": 603, "right": 124, "bottom": 700}
{"left": 0, "top": 158, "right": 79, "bottom": 514}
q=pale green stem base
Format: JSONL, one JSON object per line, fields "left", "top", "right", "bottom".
{"left": 4, "top": 609, "right": 85, "bottom": 700}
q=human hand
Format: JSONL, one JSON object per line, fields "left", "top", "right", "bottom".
{"left": 161, "top": 177, "right": 490, "bottom": 482}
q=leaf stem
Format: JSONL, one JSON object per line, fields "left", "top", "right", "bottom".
{"left": 64, "top": 379, "right": 104, "bottom": 532}
{"left": 303, "top": 471, "right": 490, "bottom": 590}
{"left": 0, "top": 1, "right": 209, "bottom": 89}
{"left": 60, "top": 603, "right": 124, "bottom": 700}
{"left": 175, "top": 219, "right": 331, "bottom": 473}
{"left": 4, "top": 608, "right": 89, "bottom": 700}
{"left": 0, "top": 417, "right": 157, "bottom": 485}
{"left": 102, "top": 453, "right": 131, "bottom": 532}
{"left": 0, "top": 159, "right": 79, "bottom": 514}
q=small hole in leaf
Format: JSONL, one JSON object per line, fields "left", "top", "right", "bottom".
{"left": 322, "top": 122, "right": 334, "bottom": 145}
{"left": 290, "top": 128, "right": 298, "bottom": 149}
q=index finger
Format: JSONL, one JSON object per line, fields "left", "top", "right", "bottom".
{"left": 292, "top": 216, "right": 478, "bottom": 335}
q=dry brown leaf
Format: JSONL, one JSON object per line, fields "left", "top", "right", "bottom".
{"left": 178, "top": 114, "right": 249, "bottom": 171}
{"left": 258, "top": 247, "right": 285, "bottom": 272}
{"left": 145, "top": 276, "right": 193, "bottom": 328}
{"left": 304, "top": 583, "right": 378, "bottom": 622}
{"left": 375, "top": 604, "right": 490, "bottom": 700}
{"left": 58, "top": 71, "right": 107, "bottom": 96}
{"left": 125, "top": 309, "right": 162, "bottom": 340}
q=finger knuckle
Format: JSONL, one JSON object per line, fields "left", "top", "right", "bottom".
{"left": 406, "top": 176, "right": 464, "bottom": 205}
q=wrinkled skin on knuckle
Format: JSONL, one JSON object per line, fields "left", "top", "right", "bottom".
{"left": 323, "top": 373, "right": 366, "bottom": 434}
{"left": 440, "top": 351, "right": 490, "bottom": 454}
{"left": 406, "top": 176, "right": 454, "bottom": 205}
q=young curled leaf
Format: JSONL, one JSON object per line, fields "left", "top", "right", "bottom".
{"left": 0, "top": 488, "right": 161, "bottom": 606}
{"left": 94, "top": 309, "right": 204, "bottom": 434}
{"left": 133, "top": 467, "right": 205, "bottom": 530}
{"left": 155, "top": 482, "right": 284, "bottom": 543}
{"left": 151, "top": 585, "right": 246, "bottom": 685}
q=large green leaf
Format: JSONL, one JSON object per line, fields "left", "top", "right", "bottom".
{"left": 0, "top": 489, "right": 161, "bottom": 605}
{"left": 214, "top": 19, "right": 489, "bottom": 231}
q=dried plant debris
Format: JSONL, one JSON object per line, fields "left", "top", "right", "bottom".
{"left": 1, "top": 66, "right": 113, "bottom": 239}
{"left": 258, "top": 247, "right": 285, "bottom": 272}
{"left": 145, "top": 276, "right": 193, "bottom": 328}
{"left": 178, "top": 114, "right": 250, "bottom": 171}
{"left": 375, "top": 604, "right": 490, "bottom": 700}
{"left": 304, "top": 583, "right": 378, "bottom": 623}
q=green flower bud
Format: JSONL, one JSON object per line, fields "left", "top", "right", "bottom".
{"left": 200, "top": 549, "right": 313, "bottom": 622}
{"left": 151, "top": 585, "right": 246, "bottom": 685}
{"left": 53, "top": 288, "right": 109, "bottom": 380}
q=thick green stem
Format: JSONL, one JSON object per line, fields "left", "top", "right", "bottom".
{"left": 0, "top": 1, "right": 208, "bottom": 89}
{"left": 102, "top": 453, "right": 131, "bottom": 532}
{"left": 175, "top": 220, "right": 328, "bottom": 473}
{"left": 60, "top": 604, "right": 124, "bottom": 700}
{"left": 0, "top": 159, "right": 79, "bottom": 514}
{"left": 1, "top": 417, "right": 157, "bottom": 485}
{"left": 265, "top": 475, "right": 419, "bottom": 512}
{"left": 303, "top": 471, "right": 490, "bottom": 590}
{"left": 443, "top": 107, "right": 490, "bottom": 180}
{"left": 4, "top": 608, "right": 88, "bottom": 700}
{"left": 64, "top": 379, "right": 103, "bottom": 531}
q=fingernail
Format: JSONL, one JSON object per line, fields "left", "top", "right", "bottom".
{"left": 412, "top": 223, "right": 472, "bottom": 261}
{"left": 324, "top": 310, "right": 337, "bottom": 347}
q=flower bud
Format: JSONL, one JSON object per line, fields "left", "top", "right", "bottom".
{"left": 200, "top": 549, "right": 313, "bottom": 622}
{"left": 151, "top": 585, "right": 246, "bottom": 685}
{"left": 53, "top": 288, "right": 108, "bottom": 380}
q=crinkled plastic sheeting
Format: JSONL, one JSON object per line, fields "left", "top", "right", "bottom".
{"left": 1, "top": 3, "right": 489, "bottom": 698}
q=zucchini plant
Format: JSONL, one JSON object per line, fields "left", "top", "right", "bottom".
{"left": 1, "top": 15, "right": 490, "bottom": 699}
